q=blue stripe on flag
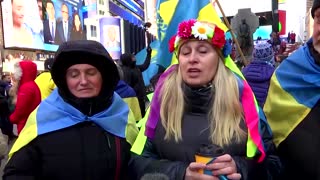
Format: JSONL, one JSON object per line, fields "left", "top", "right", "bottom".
{"left": 157, "top": 0, "right": 210, "bottom": 68}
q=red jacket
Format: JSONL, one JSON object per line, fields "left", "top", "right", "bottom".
{"left": 10, "top": 61, "right": 41, "bottom": 134}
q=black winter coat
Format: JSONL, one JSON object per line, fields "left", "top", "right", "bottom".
{"left": 128, "top": 85, "right": 281, "bottom": 180}
{"left": 277, "top": 98, "right": 320, "bottom": 179}
{"left": 4, "top": 122, "right": 131, "bottom": 180}
{"left": 121, "top": 50, "right": 151, "bottom": 99}
{"left": 121, "top": 50, "right": 151, "bottom": 117}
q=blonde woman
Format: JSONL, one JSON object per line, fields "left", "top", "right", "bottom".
{"left": 129, "top": 19, "right": 281, "bottom": 180}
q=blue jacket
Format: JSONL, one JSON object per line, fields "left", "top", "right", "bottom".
{"left": 242, "top": 61, "right": 275, "bottom": 108}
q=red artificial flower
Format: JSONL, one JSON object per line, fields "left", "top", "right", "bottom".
{"left": 211, "top": 26, "right": 226, "bottom": 49}
{"left": 169, "top": 34, "right": 177, "bottom": 53}
{"left": 177, "top": 19, "right": 196, "bottom": 38}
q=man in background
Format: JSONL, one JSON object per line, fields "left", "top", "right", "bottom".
{"left": 55, "top": 3, "right": 71, "bottom": 44}
{"left": 43, "top": 1, "right": 57, "bottom": 44}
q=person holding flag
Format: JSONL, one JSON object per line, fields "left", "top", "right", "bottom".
{"left": 129, "top": 19, "right": 281, "bottom": 180}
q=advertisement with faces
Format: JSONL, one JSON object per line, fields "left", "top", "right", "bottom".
{"left": 1, "top": 0, "right": 86, "bottom": 51}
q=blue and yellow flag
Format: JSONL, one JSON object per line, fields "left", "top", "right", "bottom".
{"left": 116, "top": 80, "right": 142, "bottom": 121}
{"left": 156, "top": 0, "right": 227, "bottom": 67}
{"left": 264, "top": 40, "right": 320, "bottom": 147}
{"left": 135, "top": 41, "right": 160, "bottom": 86}
{"left": 9, "top": 89, "right": 138, "bottom": 158}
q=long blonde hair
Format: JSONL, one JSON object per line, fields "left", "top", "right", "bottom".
{"left": 159, "top": 54, "right": 246, "bottom": 147}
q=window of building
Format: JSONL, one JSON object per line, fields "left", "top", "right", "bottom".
{"left": 90, "top": 25, "right": 97, "bottom": 37}
{"left": 99, "top": 10, "right": 105, "bottom": 15}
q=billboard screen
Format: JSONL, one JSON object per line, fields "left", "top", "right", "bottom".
{"left": 1, "top": 0, "right": 86, "bottom": 51}
{"left": 100, "top": 17, "right": 121, "bottom": 60}
{"left": 253, "top": 25, "right": 272, "bottom": 40}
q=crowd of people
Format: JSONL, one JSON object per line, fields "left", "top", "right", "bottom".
{"left": 0, "top": 0, "right": 320, "bottom": 179}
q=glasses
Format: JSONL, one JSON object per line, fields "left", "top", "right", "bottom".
{"left": 62, "top": 11, "right": 68, "bottom": 14}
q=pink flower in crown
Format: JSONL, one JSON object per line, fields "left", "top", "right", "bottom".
{"left": 177, "top": 19, "right": 196, "bottom": 38}
{"left": 169, "top": 34, "right": 177, "bottom": 53}
{"left": 211, "top": 26, "right": 226, "bottom": 49}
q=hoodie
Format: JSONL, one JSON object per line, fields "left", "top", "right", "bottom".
{"left": 10, "top": 61, "right": 41, "bottom": 134}
{"left": 242, "top": 61, "right": 275, "bottom": 108}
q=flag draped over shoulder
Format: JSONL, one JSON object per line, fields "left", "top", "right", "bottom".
{"left": 156, "top": 0, "right": 228, "bottom": 68}
{"left": 264, "top": 41, "right": 320, "bottom": 147}
{"left": 9, "top": 89, "right": 138, "bottom": 159}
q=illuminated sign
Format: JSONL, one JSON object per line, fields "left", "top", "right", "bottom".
{"left": 109, "top": 1, "right": 143, "bottom": 26}
{"left": 1, "top": 0, "right": 86, "bottom": 51}
{"left": 114, "top": 0, "right": 144, "bottom": 19}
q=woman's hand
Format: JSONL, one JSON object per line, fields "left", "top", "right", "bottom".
{"left": 206, "top": 154, "right": 242, "bottom": 180}
{"left": 185, "top": 162, "right": 216, "bottom": 180}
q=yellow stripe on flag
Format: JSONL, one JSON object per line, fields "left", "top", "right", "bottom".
{"left": 9, "top": 107, "right": 39, "bottom": 159}
{"left": 158, "top": 1, "right": 179, "bottom": 25}
{"left": 123, "top": 97, "right": 142, "bottom": 122}
{"left": 131, "top": 107, "right": 150, "bottom": 154}
{"left": 198, "top": 3, "right": 228, "bottom": 32}
{"left": 125, "top": 108, "right": 139, "bottom": 146}
{"left": 264, "top": 74, "right": 311, "bottom": 147}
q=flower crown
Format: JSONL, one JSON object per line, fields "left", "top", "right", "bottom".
{"left": 169, "top": 19, "right": 231, "bottom": 57}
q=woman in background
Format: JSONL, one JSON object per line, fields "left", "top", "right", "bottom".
{"left": 70, "top": 12, "right": 85, "bottom": 41}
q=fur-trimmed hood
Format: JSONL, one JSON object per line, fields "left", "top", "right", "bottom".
{"left": 13, "top": 60, "right": 38, "bottom": 85}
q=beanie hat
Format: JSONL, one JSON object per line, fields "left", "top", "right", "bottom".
{"left": 253, "top": 42, "right": 274, "bottom": 62}
{"left": 312, "top": 0, "right": 320, "bottom": 18}
{"left": 51, "top": 40, "right": 119, "bottom": 100}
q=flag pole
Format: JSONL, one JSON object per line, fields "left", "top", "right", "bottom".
{"left": 212, "top": 0, "right": 247, "bottom": 66}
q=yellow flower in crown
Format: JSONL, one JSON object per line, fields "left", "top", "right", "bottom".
{"left": 191, "top": 22, "right": 214, "bottom": 40}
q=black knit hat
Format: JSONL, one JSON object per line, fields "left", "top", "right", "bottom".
{"left": 312, "top": 0, "right": 320, "bottom": 18}
{"left": 51, "top": 40, "right": 119, "bottom": 100}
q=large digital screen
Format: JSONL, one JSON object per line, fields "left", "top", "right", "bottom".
{"left": 100, "top": 17, "right": 122, "bottom": 60}
{"left": 253, "top": 25, "right": 272, "bottom": 40}
{"left": 1, "top": 0, "right": 86, "bottom": 51}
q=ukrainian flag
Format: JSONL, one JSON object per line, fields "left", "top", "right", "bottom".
{"left": 264, "top": 41, "right": 320, "bottom": 147}
{"left": 9, "top": 89, "right": 139, "bottom": 158}
{"left": 156, "top": 0, "right": 228, "bottom": 68}
{"left": 135, "top": 41, "right": 160, "bottom": 86}
{"left": 116, "top": 80, "right": 142, "bottom": 121}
